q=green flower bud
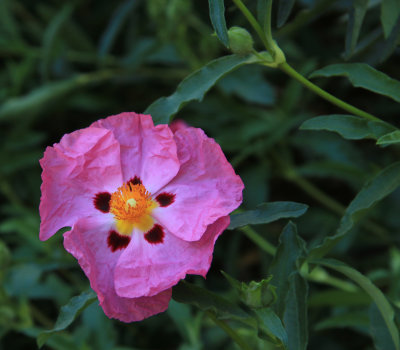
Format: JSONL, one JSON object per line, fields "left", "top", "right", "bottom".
{"left": 228, "top": 26, "right": 254, "bottom": 55}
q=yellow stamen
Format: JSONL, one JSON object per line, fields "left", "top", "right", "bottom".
{"left": 109, "top": 182, "right": 157, "bottom": 235}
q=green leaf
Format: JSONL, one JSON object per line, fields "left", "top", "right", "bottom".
{"left": 228, "top": 201, "right": 308, "bottom": 230}
{"left": 221, "top": 272, "right": 276, "bottom": 309}
{"left": 283, "top": 273, "right": 309, "bottom": 350}
{"left": 344, "top": 0, "right": 368, "bottom": 59}
{"left": 145, "top": 53, "right": 263, "bottom": 124}
{"left": 167, "top": 300, "right": 201, "bottom": 347}
{"left": 377, "top": 130, "right": 400, "bottom": 145}
{"left": 277, "top": 0, "right": 296, "bottom": 28}
{"left": 310, "top": 161, "right": 400, "bottom": 259}
{"left": 172, "top": 281, "right": 250, "bottom": 321}
{"left": 98, "top": 0, "right": 138, "bottom": 57}
{"left": 255, "top": 308, "right": 288, "bottom": 348}
{"left": 0, "top": 71, "right": 115, "bottom": 123}
{"left": 41, "top": 4, "right": 74, "bottom": 80}
{"left": 218, "top": 65, "right": 276, "bottom": 106}
{"left": 370, "top": 303, "right": 397, "bottom": 350}
{"left": 269, "top": 222, "right": 306, "bottom": 317}
{"left": 314, "top": 311, "right": 369, "bottom": 331}
{"left": 37, "top": 290, "right": 97, "bottom": 348}
{"left": 208, "top": 0, "right": 229, "bottom": 48}
{"left": 313, "top": 259, "right": 400, "bottom": 350}
{"left": 381, "top": 0, "right": 400, "bottom": 38}
{"left": 310, "top": 63, "right": 400, "bottom": 103}
{"left": 300, "top": 114, "right": 396, "bottom": 141}
{"left": 309, "top": 289, "right": 371, "bottom": 307}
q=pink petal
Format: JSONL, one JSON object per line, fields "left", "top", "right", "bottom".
{"left": 152, "top": 127, "right": 244, "bottom": 241}
{"left": 63, "top": 216, "right": 171, "bottom": 322}
{"left": 39, "top": 127, "right": 123, "bottom": 241}
{"left": 169, "top": 119, "right": 189, "bottom": 133}
{"left": 91, "top": 112, "right": 180, "bottom": 194}
{"left": 114, "top": 216, "right": 230, "bottom": 298}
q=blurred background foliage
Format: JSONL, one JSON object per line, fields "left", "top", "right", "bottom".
{"left": 0, "top": 0, "right": 399, "bottom": 349}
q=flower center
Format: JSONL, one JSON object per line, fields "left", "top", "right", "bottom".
{"left": 109, "top": 182, "right": 157, "bottom": 234}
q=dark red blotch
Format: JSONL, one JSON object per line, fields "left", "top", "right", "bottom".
{"left": 155, "top": 192, "right": 175, "bottom": 207}
{"left": 93, "top": 192, "right": 111, "bottom": 213}
{"left": 107, "top": 230, "right": 130, "bottom": 252}
{"left": 144, "top": 224, "right": 164, "bottom": 244}
{"left": 129, "top": 176, "right": 142, "bottom": 186}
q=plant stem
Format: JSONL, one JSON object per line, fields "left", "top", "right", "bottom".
{"left": 278, "top": 62, "right": 381, "bottom": 122}
{"left": 306, "top": 266, "right": 358, "bottom": 292}
{"left": 30, "top": 303, "right": 53, "bottom": 328}
{"left": 284, "top": 168, "right": 344, "bottom": 216}
{"left": 233, "top": 0, "right": 381, "bottom": 122}
{"left": 231, "top": 0, "right": 274, "bottom": 52}
{"left": 264, "top": 0, "right": 273, "bottom": 46}
{"left": 240, "top": 226, "right": 277, "bottom": 256}
{"left": 206, "top": 311, "right": 253, "bottom": 350}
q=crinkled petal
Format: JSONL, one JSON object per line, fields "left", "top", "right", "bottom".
{"left": 91, "top": 112, "right": 180, "bottom": 194}
{"left": 39, "top": 127, "right": 123, "bottom": 241}
{"left": 169, "top": 119, "right": 189, "bottom": 133}
{"left": 114, "top": 216, "right": 230, "bottom": 298}
{"left": 63, "top": 216, "right": 171, "bottom": 322}
{"left": 152, "top": 127, "right": 243, "bottom": 241}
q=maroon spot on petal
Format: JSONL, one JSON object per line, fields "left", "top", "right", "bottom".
{"left": 107, "top": 230, "right": 131, "bottom": 252}
{"left": 155, "top": 192, "right": 175, "bottom": 207}
{"left": 93, "top": 192, "right": 111, "bottom": 213}
{"left": 128, "top": 176, "right": 142, "bottom": 186}
{"left": 144, "top": 224, "right": 164, "bottom": 244}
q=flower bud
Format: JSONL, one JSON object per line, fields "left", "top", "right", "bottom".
{"left": 228, "top": 26, "right": 254, "bottom": 55}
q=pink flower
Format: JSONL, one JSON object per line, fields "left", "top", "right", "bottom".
{"left": 39, "top": 112, "right": 243, "bottom": 322}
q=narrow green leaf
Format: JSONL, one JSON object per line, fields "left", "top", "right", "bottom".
{"left": 98, "top": 0, "right": 138, "bottom": 57}
{"left": 37, "top": 290, "right": 97, "bottom": 348}
{"left": 41, "top": 4, "right": 74, "bottom": 80}
{"left": 380, "top": 19, "right": 400, "bottom": 63}
{"left": 344, "top": 0, "right": 369, "bottom": 59}
{"left": 0, "top": 71, "right": 115, "bottom": 123}
{"left": 256, "top": 308, "right": 288, "bottom": 348}
{"left": 277, "top": 0, "right": 296, "bottom": 28}
{"left": 257, "top": 0, "right": 269, "bottom": 31}
{"left": 309, "top": 289, "right": 371, "bottom": 307}
{"left": 145, "top": 53, "right": 262, "bottom": 124}
{"left": 172, "top": 281, "right": 250, "bottom": 321}
{"left": 208, "top": 0, "right": 229, "bottom": 48}
{"left": 377, "top": 130, "right": 400, "bottom": 145}
{"left": 313, "top": 259, "right": 400, "bottom": 350}
{"left": 314, "top": 311, "right": 369, "bottom": 331}
{"left": 310, "top": 161, "right": 400, "bottom": 259}
{"left": 269, "top": 222, "right": 306, "bottom": 317}
{"left": 218, "top": 65, "right": 276, "bottom": 106}
{"left": 381, "top": 0, "right": 400, "bottom": 38}
{"left": 0, "top": 0, "right": 21, "bottom": 40}
{"left": 310, "top": 63, "right": 400, "bottom": 103}
{"left": 228, "top": 201, "right": 308, "bottom": 230}
{"left": 283, "top": 273, "right": 309, "bottom": 350}
{"left": 300, "top": 114, "right": 396, "bottom": 141}
{"left": 337, "top": 161, "right": 400, "bottom": 236}
{"left": 0, "top": 240, "right": 11, "bottom": 270}
{"left": 370, "top": 303, "right": 397, "bottom": 350}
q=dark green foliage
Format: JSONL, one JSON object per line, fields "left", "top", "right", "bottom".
{"left": 208, "top": 0, "right": 229, "bottom": 48}
{"left": 228, "top": 201, "right": 308, "bottom": 229}
{"left": 310, "top": 63, "right": 400, "bottom": 103}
